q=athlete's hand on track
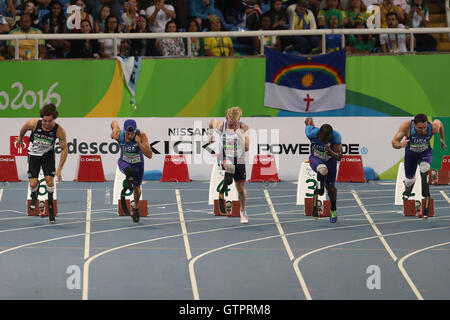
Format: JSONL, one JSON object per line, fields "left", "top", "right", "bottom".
{"left": 441, "top": 138, "right": 447, "bottom": 151}
{"left": 305, "top": 117, "right": 314, "bottom": 126}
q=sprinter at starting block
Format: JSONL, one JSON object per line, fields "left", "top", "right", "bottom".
{"left": 111, "top": 119, "right": 153, "bottom": 223}
{"left": 209, "top": 106, "right": 250, "bottom": 224}
{"left": 16, "top": 103, "right": 68, "bottom": 224}
{"left": 392, "top": 114, "right": 446, "bottom": 219}
{"left": 305, "top": 117, "right": 343, "bottom": 223}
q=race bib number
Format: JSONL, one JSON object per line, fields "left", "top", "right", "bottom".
{"left": 123, "top": 152, "right": 141, "bottom": 164}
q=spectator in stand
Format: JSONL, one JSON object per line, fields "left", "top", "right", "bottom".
{"left": 346, "top": 0, "right": 369, "bottom": 27}
{"left": 98, "top": 15, "right": 127, "bottom": 57}
{"left": 286, "top": 0, "right": 319, "bottom": 54}
{"left": 380, "top": 11, "right": 412, "bottom": 53}
{"left": 204, "top": 14, "right": 234, "bottom": 56}
{"left": 0, "top": 0, "right": 16, "bottom": 25}
{"left": 233, "top": 0, "right": 262, "bottom": 30}
{"left": 406, "top": 0, "right": 436, "bottom": 51}
{"left": 188, "top": 0, "right": 216, "bottom": 29}
{"left": 74, "top": 0, "right": 93, "bottom": 27}
{"left": 7, "top": 13, "right": 46, "bottom": 59}
{"left": 145, "top": 0, "right": 176, "bottom": 33}
{"left": 129, "top": 14, "right": 156, "bottom": 56}
{"left": 155, "top": 19, "right": 185, "bottom": 56}
{"left": 317, "top": 0, "right": 348, "bottom": 28}
{"left": 94, "top": 3, "right": 109, "bottom": 33}
{"left": 319, "top": 8, "right": 344, "bottom": 52}
{"left": 183, "top": 17, "right": 205, "bottom": 56}
{"left": 380, "top": 0, "right": 405, "bottom": 27}
{"left": 267, "top": 0, "right": 287, "bottom": 30}
{"left": 0, "top": 14, "right": 10, "bottom": 59}
{"left": 36, "top": 0, "right": 51, "bottom": 27}
{"left": 253, "top": 13, "right": 281, "bottom": 53}
{"left": 122, "top": 0, "right": 139, "bottom": 32}
{"left": 67, "top": 19, "right": 100, "bottom": 58}
{"left": 346, "top": 14, "right": 375, "bottom": 53}
{"left": 14, "top": 0, "right": 40, "bottom": 28}
{"left": 92, "top": 0, "right": 120, "bottom": 22}
{"left": 42, "top": 1, "right": 69, "bottom": 58}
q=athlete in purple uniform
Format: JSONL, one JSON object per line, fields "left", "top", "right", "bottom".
{"left": 305, "top": 117, "right": 343, "bottom": 223}
{"left": 392, "top": 114, "right": 446, "bottom": 218}
{"left": 111, "top": 119, "right": 153, "bottom": 222}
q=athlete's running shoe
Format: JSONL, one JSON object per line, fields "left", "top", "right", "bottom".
{"left": 330, "top": 210, "right": 337, "bottom": 223}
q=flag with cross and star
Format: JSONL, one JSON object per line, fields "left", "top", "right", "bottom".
{"left": 264, "top": 47, "right": 346, "bottom": 113}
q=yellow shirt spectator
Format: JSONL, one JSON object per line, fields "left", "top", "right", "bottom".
{"left": 204, "top": 37, "right": 233, "bottom": 57}
{"left": 8, "top": 27, "right": 45, "bottom": 59}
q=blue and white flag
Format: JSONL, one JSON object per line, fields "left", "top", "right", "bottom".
{"left": 116, "top": 56, "right": 142, "bottom": 97}
{"left": 264, "top": 47, "right": 346, "bottom": 113}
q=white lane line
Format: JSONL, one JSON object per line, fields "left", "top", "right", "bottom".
{"left": 398, "top": 241, "right": 450, "bottom": 300}
{"left": 0, "top": 189, "right": 3, "bottom": 202}
{"left": 351, "top": 189, "right": 398, "bottom": 262}
{"left": 293, "top": 233, "right": 380, "bottom": 300}
{"left": 440, "top": 191, "right": 450, "bottom": 204}
{"left": 84, "top": 189, "right": 92, "bottom": 260}
{"left": 264, "top": 189, "right": 294, "bottom": 261}
{"left": 293, "top": 225, "right": 450, "bottom": 300}
{"left": 82, "top": 233, "right": 182, "bottom": 300}
{"left": 176, "top": 189, "right": 192, "bottom": 260}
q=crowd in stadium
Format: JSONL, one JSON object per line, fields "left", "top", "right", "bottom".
{"left": 0, "top": 0, "right": 446, "bottom": 59}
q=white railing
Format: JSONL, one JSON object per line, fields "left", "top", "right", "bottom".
{"left": 1, "top": 27, "right": 450, "bottom": 60}
{"left": 446, "top": 0, "right": 450, "bottom": 38}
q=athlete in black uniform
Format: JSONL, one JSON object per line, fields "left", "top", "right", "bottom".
{"left": 16, "top": 103, "right": 68, "bottom": 224}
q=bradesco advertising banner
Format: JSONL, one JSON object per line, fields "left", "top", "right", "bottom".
{"left": 1, "top": 117, "right": 411, "bottom": 181}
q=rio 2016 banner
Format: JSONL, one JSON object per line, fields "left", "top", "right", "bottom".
{"left": 2, "top": 117, "right": 434, "bottom": 181}
{"left": 0, "top": 54, "right": 449, "bottom": 119}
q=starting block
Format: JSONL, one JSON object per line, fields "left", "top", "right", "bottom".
{"left": 160, "top": 155, "right": 191, "bottom": 182}
{"left": 296, "top": 161, "right": 327, "bottom": 205}
{"left": 336, "top": 155, "right": 366, "bottom": 183}
{"left": 74, "top": 155, "right": 106, "bottom": 182}
{"left": 213, "top": 199, "right": 240, "bottom": 217}
{"left": 248, "top": 155, "right": 280, "bottom": 182}
{"left": 27, "top": 199, "right": 58, "bottom": 217}
{"left": 394, "top": 162, "right": 422, "bottom": 205}
{"left": 403, "top": 199, "right": 434, "bottom": 217}
{"left": 26, "top": 172, "right": 58, "bottom": 216}
{"left": 304, "top": 198, "right": 330, "bottom": 217}
{"left": 117, "top": 199, "right": 148, "bottom": 217}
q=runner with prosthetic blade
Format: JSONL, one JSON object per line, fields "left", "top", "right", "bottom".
{"left": 16, "top": 103, "right": 68, "bottom": 224}
{"left": 305, "top": 118, "right": 343, "bottom": 223}
{"left": 392, "top": 114, "right": 446, "bottom": 219}
{"left": 209, "top": 107, "right": 250, "bottom": 224}
{"left": 111, "top": 119, "right": 153, "bottom": 223}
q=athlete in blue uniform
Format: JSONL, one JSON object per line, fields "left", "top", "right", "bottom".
{"left": 111, "top": 119, "right": 153, "bottom": 222}
{"left": 305, "top": 117, "right": 343, "bottom": 223}
{"left": 392, "top": 114, "right": 446, "bottom": 218}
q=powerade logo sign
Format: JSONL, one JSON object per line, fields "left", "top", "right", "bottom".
{"left": 257, "top": 143, "right": 363, "bottom": 155}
